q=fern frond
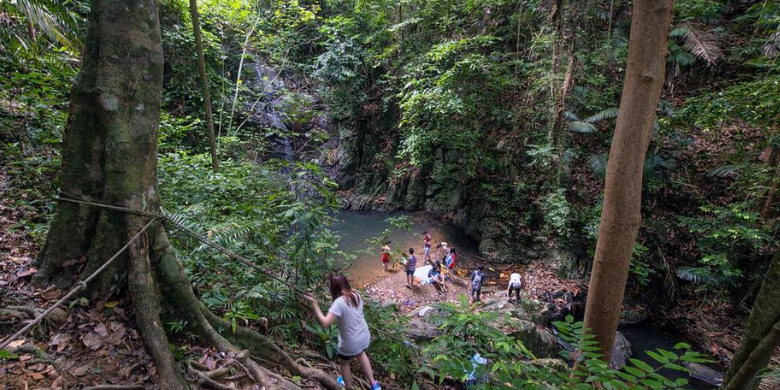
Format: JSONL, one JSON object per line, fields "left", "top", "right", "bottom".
{"left": 679, "top": 24, "right": 722, "bottom": 66}
{"left": 705, "top": 164, "right": 744, "bottom": 178}
{"left": 584, "top": 107, "right": 619, "bottom": 123}
{"left": 765, "top": 31, "right": 780, "bottom": 59}
{"left": 568, "top": 121, "right": 598, "bottom": 134}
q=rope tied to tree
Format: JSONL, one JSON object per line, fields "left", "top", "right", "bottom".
{"left": 0, "top": 218, "right": 157, "bottom": 351}
{"left": 51, "top": 195, "right": 420, "bottom": 350}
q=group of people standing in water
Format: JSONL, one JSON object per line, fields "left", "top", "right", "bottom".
{"left": 380, "top": 231, "right": 458, "bottom": 290}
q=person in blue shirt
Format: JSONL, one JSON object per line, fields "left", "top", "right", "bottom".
{"left": 404, "top": 247, "right": 417, "bottom": 287}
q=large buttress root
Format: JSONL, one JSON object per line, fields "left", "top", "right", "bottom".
{"left": 128, "top": 222, "right": 189, "bottom": 390}
{"left": 150, "top": 229, "right": 337, "bottom": 390}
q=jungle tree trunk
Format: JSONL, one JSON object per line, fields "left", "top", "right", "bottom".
{"left": 31, "top": 1, "right": 337, "bottom": 388}
{"left": 582, "top": 0, "right": 673, "bottom": 363}
{"left": 724, "top": 251, "right": 780, "bottom": 390}
{"left": 761, "top": 127, "right": 780, "bottom": 219}
{"left": 189, "top": 0, "right": 219, "bottom": 172}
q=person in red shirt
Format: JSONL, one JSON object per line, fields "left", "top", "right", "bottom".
{"left": 381, "top": 241, "right": 391, "bottom": 272}
{"left": 445, "top": 247, "right": 457, "bottom": 270}
{"left": 422, "top": 231, "right": 432, "bottom": 264}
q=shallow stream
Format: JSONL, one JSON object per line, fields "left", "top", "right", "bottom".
{"left": 331, "top": 210, "right": 480, "bottom": 288}
{"left": 331, "top": 210, "right": 721, "bottom": 389}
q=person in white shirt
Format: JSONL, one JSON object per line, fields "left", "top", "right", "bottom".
{"left": 305, "top": 274, "right": 382, "bottom": 390}
{"left": 507, "top": 272, "right": 522, "bottom": 302}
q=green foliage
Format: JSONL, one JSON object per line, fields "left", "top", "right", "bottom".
{"left": 363, "top": 302, "right": 415, "bottom": 379}
{"left": 423, "top": 304, "right": 710, "bottom": 389}
{"left": 677, "top": 75, "right": 780, "bottom": 130}
{"left": 677, "top": 203, "right": 775, "bottom": 285}
{"left": 541, "top": 189, "right": 571, "bottom": 239}
{"left": 304, "top": 323, "right": 339, "bottom": 359}
{"left": 158, "top": 152, "right": 344, "bottom": 341}
{"left": 224, "top": 301, "right": 260, "bottom": 333}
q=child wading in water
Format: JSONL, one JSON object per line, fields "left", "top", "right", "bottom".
{"left": 304, "top": 274, "right": 382, "bottom": 390}
{"left": 381, "top": 241, "right": 391, "bottom": 272}
{"left": 470, "top": 265, "right": 485, "bottom": 302}
{"left": 404, "top": 247, "right": 418, "bottom": 287}
{"left": 422, "top": 231, "right": 432, "bottom": 264}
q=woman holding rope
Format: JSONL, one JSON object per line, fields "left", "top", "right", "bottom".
{"left": 304, "top": 274, "right": 382, "bottom": 390}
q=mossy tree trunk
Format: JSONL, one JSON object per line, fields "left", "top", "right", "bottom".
{"left": 724, "top": 250, "right": 780, "bottom": 390}
{"left": 31, "top": 1, "right": 337, "bottom": 389}
{"left": 582, "top": 0, "right": 673, "bottom": 363}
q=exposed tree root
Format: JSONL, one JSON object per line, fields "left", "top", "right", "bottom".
{"left": 82, "top": 385, "right": 145, "bottom": 390}
{"left": 188, "top": 361, "right": 234, "bottom": 390}
{"left": 127, "top": 225, "right": 189, "bottom": 390}
{"left": 200, "top": 304, "right": 341, "bottom": 390}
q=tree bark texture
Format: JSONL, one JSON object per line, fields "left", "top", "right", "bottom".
{"left": 724, "top": 251, "right": 780, "bottom": 390}
{"left": 724, "top": 320, "right": 780, "bottom": 390}
{"left": 582, "top": 0, "right": 673, "bottom": 363}
{"left": 189, "top": 0, "right": 220, "bottom": 172}
{"left": 32, "top": 1, "right": 337, "bottom": 388}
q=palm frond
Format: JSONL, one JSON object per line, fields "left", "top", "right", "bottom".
{"left": 387, "top": 17, "right": 422, "bottom": 33}
{"left": 568, "top": 121, "right": 598, "bottom": 134}
{"left": 586, "top": 153, "right": 609, "bottom": 178}
{"left": 676, "top": 266, "right": 733, "bottom": 286}
{"left": 678, "top": 24, "right": 722, "bottom": 66}
{"left": 644, "top": 153, "right": 675, "bottom": 178}
{"left": 561, "top": 148, "right": 577, "bottom": 166}
{"left": 765, "top": 31, "right": 780, "bottom": 59}
{"left": 11, "top": 0, "right": 80, "bottom": 51}
{"left": 564, "top": 111, "right": 580, "bottom": 121}
{"left": 584, "top": 107, "right": 619, "bottom": 124}
{"left": 705, "top": 164, "right": 745, "bottom": 178}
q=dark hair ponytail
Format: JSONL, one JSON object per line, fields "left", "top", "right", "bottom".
{"left": 329, "top": 274, "right": 360, "bottom": 308}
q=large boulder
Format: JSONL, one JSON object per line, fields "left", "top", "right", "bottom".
{"left": 610, "top": 332, "right": 633, "bottom": 369}
{"left": 505, "top": 318, "right": 559, "bottom": 358}
{"left": 480, "top": 296, "right": 514, "bottom": 313}
{"left": 404, "top": 318, "right": 442, "bottom": 341}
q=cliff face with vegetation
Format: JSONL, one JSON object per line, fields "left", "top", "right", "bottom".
{"left": 319, "top": 0, "right": 780, "bottom": 285}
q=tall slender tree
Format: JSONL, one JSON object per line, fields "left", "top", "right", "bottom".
{"left": 724, "top": 250, "right": 780, "bottom": 390}
{"left": 582, "top": 0, "right": 674, "bottom": 363}
{"left": 189, "top": 0, "right": 219, "bottom": 172}
{"left": 31, "top": 0, "right": 337, "bottom": 388}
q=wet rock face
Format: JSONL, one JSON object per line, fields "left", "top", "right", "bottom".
{"left": 505, "top": 318, "right": 559, "bottom": 358}
{"left": 478, "top": 297, "right": 560, "bottom": 357}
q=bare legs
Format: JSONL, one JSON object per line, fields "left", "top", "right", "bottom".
{"left": 339, "top": 359, "right": 353, "bottom": 389}
{"left": 357, "top": 352, "right": 377, "bottom": 386}
{"left": 340, "top": 352, "right": 377, "bottom": 390}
